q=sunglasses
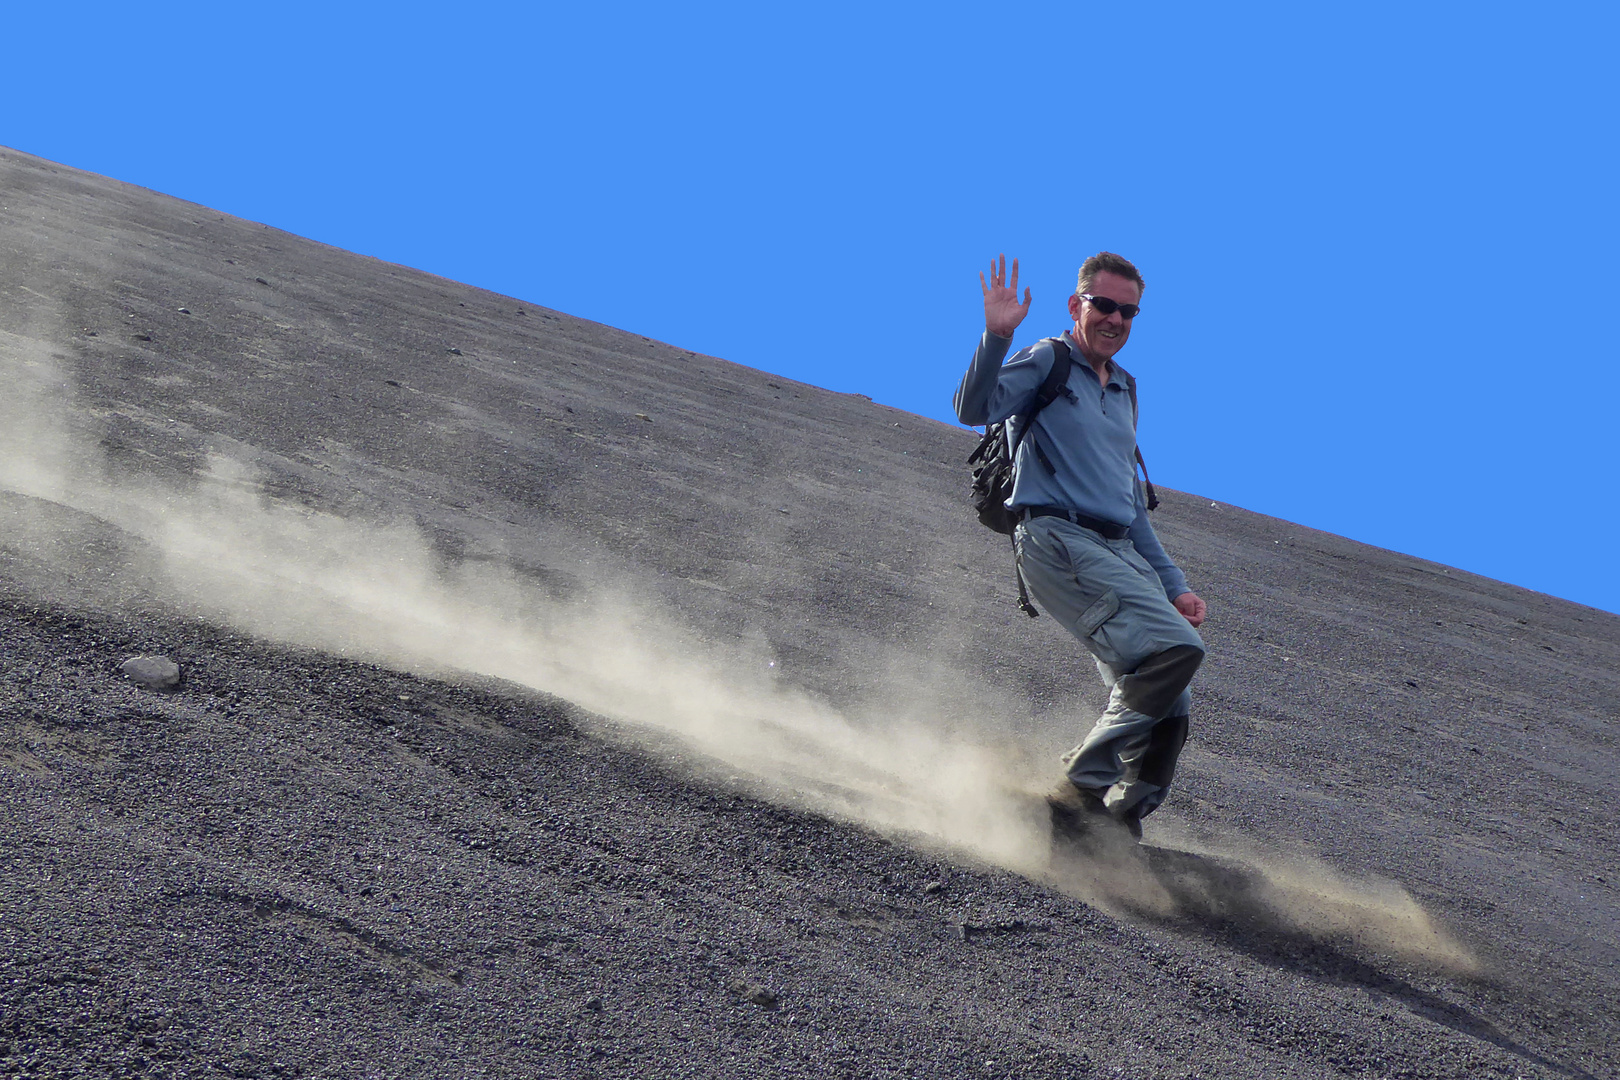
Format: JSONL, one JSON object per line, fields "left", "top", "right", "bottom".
{"left": 1078, "top": 294, "right": 1141, "bottom": 319}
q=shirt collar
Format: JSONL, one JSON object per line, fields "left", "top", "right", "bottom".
{"left": 1062, "top": 331, "right": 1127, "bottom": 388}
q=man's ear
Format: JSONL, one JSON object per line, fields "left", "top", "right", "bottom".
{"left": 1067, "top": 293, "right": 1083, "bottom": 321}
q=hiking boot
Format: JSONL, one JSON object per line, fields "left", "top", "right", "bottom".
{"left": 1046, "top": 780, "right": 1116, "bottom": 845}
{"left": 1115, "top": 811, "right": 1144, "bottom": 842}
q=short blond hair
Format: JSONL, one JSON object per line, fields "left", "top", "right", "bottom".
{"left": 1076, "top": 252, "right": 1145, "bottom": 297}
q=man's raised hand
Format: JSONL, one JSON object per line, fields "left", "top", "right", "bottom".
{"left": 981, "top": 253, "right": 1031, "bottom": 339}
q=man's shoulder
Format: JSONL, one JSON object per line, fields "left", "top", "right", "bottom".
{"left": 1009, "top": 334, "right": 1065, "bottom": 371}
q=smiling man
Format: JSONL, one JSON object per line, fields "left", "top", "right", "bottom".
{"left": 954, "top": 252, "right": 1208, "bottom": 849}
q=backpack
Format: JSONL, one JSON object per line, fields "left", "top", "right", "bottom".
{"left": 966, "top": 336, "right": 1158, "bottom": 616}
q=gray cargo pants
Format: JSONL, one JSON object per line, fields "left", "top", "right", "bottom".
{"left": 1015, "top": 515, "right": 1205, "bottom": 822}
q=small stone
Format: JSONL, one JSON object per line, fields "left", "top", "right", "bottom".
{"left": 584, "top": 995, "right": 603, "bottom": 1012}
{"left": 447, "top": 347, "right": 462, "bottom": 355}
{"left": 923, "top": 881, "right": 944, "bottom": 896}
{"left": 727, "top": 980, "right": 777, "bottom": 1009}
{"left": 119, "top": 655, "right": 181, "bottom": 691}
{"left": 635, "top": 413, "right": 651, "bottom": 422}
{"left": 255, "top": 278, "right": 269, "bottom": 285}
{"left": 177, "top": 308, "right": 191, "bottom": 315}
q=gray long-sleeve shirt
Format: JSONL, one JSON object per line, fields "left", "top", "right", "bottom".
{"left": 954, "top": 329, "right": 1190, "bottom": 600}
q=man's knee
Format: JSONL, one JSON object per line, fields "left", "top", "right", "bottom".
{"left": 1117, "top": 644, "right": 1204, "bottom": 719}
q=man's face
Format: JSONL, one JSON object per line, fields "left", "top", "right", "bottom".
{"left": 1067, "top": 270, "right": 1142, "bottom": 365}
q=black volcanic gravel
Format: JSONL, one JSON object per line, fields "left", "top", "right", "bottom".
{"left": 1, "top": 596, "right": 1595, "bottom": 1080}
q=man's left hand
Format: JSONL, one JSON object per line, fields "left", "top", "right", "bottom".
{"left": 1173, "top": 592, "right": 1207, "bottom": 628}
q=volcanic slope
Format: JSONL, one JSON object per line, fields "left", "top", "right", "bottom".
{"left": 2, "top": 144, "right": 1616, "bottom": 1079}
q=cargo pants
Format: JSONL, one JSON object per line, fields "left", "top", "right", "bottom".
{"left": 1015, "top": 514, "right": 1206, "bottom": 822}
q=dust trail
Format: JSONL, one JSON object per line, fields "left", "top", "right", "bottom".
{"left": 1062, "top": 820, "right": 1480, "bottom": 974}
{"left": 0, "top": 327, "right": 1053, "bottom": 876}
{"left": 0, "top": 326, "right": 1473, "bottom": 972}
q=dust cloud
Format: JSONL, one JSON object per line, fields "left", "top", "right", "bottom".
{"left": 0, "top": 328, "right": 1474, "bottom": 973}
{"left": 1090, "top": 820, "right": 1482, "bottom": 974}
{"left": 0, "top": 328, "right": 1053, "bottom": 875}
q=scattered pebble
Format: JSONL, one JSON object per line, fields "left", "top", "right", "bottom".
{"left": 447, "top": 347, "right": 462, "bottom": 355}
{"left": 727, "top": 980, "right": 777, "bottom": 1008}
{"left": 636, "top": 413, "right": 651, "bottom": 422}
{"left": 923, "top": 881, "right": 944, "bottom": 896}
{"left": 119, "top": 655, "right": 181, "bottom": 691}
{"left": 176, "top": 308, "right": 190, "bottom": 315}
{"left": 585, "top": 995, "right": 603, "bottom": 1012}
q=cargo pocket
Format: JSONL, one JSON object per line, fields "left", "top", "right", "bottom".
{"left": 1077, "top": 589, "right": 1121, "bottom": 638}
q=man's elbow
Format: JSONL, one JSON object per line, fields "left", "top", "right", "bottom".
{"left": 953, "top": 394, "right": 987, "bottom": 426}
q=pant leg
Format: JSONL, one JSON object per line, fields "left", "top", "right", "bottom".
{"left": 1016, "top": 515, "right": 1204, "bottom": 797}
{"left": 1088, "top": 659, "right": 1191, "bottom": 820}
{"left": 1118, "top": 711, "right": 1190, "bottom": 819}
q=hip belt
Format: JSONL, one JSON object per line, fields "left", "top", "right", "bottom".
{"left": 1022, "top": 505, "right": 1131, "bottom": 541}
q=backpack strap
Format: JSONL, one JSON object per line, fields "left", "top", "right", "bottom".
{"left": 1110, "top": 361, "right": 1159, "bottom": 512}
{"left": 1013, "top": 338, "right": 1075, "bottom": 475}
{"left": 1035, "top": 337, "right": 1075, "bottom": 412}
{"left": 1013, "top": 338, "right": 1074, "bottom": 446}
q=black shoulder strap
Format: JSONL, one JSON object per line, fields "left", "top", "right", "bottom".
{"left": 1110, "top": 362, "right": 1159, "bottom": 511}
{"left": 1035, "top": 337, "right": 1074, "bottom": 411}
{"left": 1009, "top": 338, "right": 1074, "bottom": 471}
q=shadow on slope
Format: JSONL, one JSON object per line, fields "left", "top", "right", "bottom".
{"left": 1070, "top": 842, "right": 1597, "bottom": 1080}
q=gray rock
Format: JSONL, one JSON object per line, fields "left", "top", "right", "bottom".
{"left": 726, "top": 980, "right": 777, "bottom": 1009}
{"left": 119, "top": 655, "right": 181, "bottom": 691}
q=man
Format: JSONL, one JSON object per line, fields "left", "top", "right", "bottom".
{"left": 954, "top": 252, "right": 1207, "bottom": 846}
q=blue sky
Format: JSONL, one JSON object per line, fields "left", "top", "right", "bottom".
{"left": 6, "top": 2, "right": 1618, "bottom": 613}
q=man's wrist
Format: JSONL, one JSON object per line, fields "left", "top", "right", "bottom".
{"left": 986, "top": 326, "right": 1014, "bottom": 340}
